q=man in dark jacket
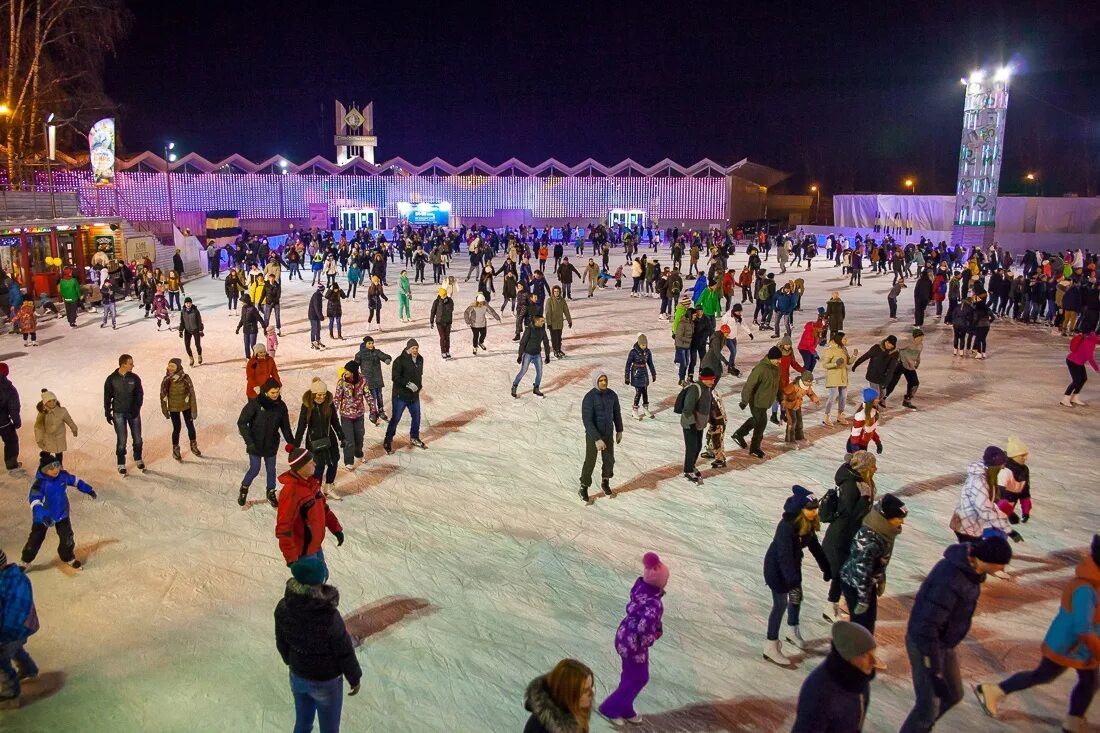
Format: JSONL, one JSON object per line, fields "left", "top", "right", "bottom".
{"left": 429, "top": 288, "right": 454, "bottom": 359}
{"left": 307, "top": 285, "right": 325, "bottom": 349}
{"left": 0, "top": 548, "right": 40, "bottom": 706}
{"left": 383, "top": 339, "right": 426, "bottom": 454}
{"left": 899, "top": 531, "right": 1012, "bottom": 732}
{"left": 851, "top": 336, "right": 899, "bottom": 403}
{"left": 353, "top": 337, "right": 392, "bottom": 420}
{"left": 556, "top": 257, "right": 581, "bottom": 299}
{"left": 679, "top": 366, "right": 715, "bottom": 483}
{"left": 258, "top": 273, "right": 282, "bottom": 335}
{"left": 237, "top": 379, "right": 294, "bottom": 507}
{"left": 0, "top": 363, "right": 21, "bottom": 474}
{"left": 579, "top": 372, "right": 623, "bottom": 503}
{"left": 913, "top": 269, "right": 934, "bottom": 327}
{"left": 731, "top": 347, "right": 782, "bottom": 459}
{"left": 177, "top": 297, "right": 205, "bottom": 367}
{"left": 821, "top": 451, "right": 877, "bottom": 621}
{"left": 274, "top": 556, "right": 361, "bottom": 732}
{"left": 104, "top": 354, "right": 144, "bottom": 475}
{"left": 792, "top": 621, "right": 877, "bottom": 732}
{"left": 512, "top": 315, "right": 551, "bottom": 400}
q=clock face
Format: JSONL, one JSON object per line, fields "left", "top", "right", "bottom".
{"left": 343, "top": 108, "right": 365, "bottom": 129}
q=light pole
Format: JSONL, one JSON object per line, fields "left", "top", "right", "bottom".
{"left": 1025, "top": 172, "right": 1037, "bottom": 196}
{"left": 43, "top": 113, "right": 57, "bottom": 218}
{"left": 278, "top": 159, "right": 288, "bottom": 229}
{"left": 164, "top": 141, "right": 176, "bottom": 232}
{"left": 810, "top": 185, "right": 820, "bottom": 224}
{"left": 904, "top": 178, "right": 916, "bottom": 195}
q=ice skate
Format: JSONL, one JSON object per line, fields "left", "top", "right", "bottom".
{"left": 1062, "top": 714, "right": 1086, "bottom": 733}
{"left": 136, "top": 461, "right": 146, "bottom": 472}
{"left": 383, "top": 443, "right": 394, "bottom": 455}
{"left": 266, "top": 488, "right": 279, "bottom": 508}
{"left": 323, "top": 483, "right": 341, "bottom": 501}
{"left": 189, "top": 440, "right": 202, "bottom": 457}
{"left": 837, "top": 413, "right": 851, "bottom": 425}
{"left": 188, "top": 356, "right": 195, "bottom": 367}
{"left": 1060, "top": 396, "right": 1074, "bottom": 407}
{"left": 632, "top": 406, "right": 642, "bottom": 420}
{"left": 710, "top": 458, "right": 726, "bottom": 468}
{"left": 785, "top": 625, "right": 806, "bottom": 649}
{"left": 172, "top": 445, "right": 182, "bottom": 461}
{"left": 822, "top": 602, "right": 839, "bottom": 622}
{"left": 69, "top": 559, "right": 83, "bottom": 570}
{"left": 762, "top": 640, "right": 791, "bottom": 666}
{"left": 532, "top": 388, "right": 545, "bottom": 399}
{"left": 732, "top": 433, "right": 748, "bottom": 449}
{"left": 409, "top": 438, "right": 427, "bottom": 449}
{"left": 973, "top": 683, "right": 1004, "bottom": 717}
{"left": 511, "top": 384, "right": 518, "bottom": 399}
{"left": 643, "top": 406, "right": 654, "bottom": 419}
{"left": 237, "top": 486, "right": 248, "bottom": 506}
{"left": 343, "top": 464, "right": 355, "bottom": 472}
{"left": 601, "top": 478, "right": 613, "bottom": 497}
{"left": 118, "top": 464, "right": 127, "bottom": 476}
{"left": 579, "top": 484, "right": 592, "bottom": 504}
{"left": 822, "top": 414, "right": 834, "bottom": 426}
{"left": 749, "top": 448, "right": 765, "bottom": 459}
{"left": 902, "top": 398, "right": 916, "bottom": 410}
{"left": 1071, "top": 394, "right": 1088, "bottom": 407}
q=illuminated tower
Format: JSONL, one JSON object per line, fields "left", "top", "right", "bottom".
{"left": 334, "top": 100, "right": 377, "bottom": 165}
{"left": 951, "top": 68, "right": 1011, "bottom": 248}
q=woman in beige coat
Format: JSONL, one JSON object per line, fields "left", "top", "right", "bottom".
{"left": 34, "top": 389, "right": 78, "bottom": 464}
{"left": 821, "top": 332, "right": 858, "bottom": 426}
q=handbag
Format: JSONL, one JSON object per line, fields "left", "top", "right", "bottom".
{"left": 309, "top": 436, "right": 331, "bottom": 452}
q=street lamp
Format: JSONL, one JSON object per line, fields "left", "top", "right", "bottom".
{"left": 0, "top": 103, "right": 10, "bottom": 116}
{"left": 163, "top": 141, "right": 176, "bottom": 230}
{"left": 904, "top": 178, "right": 916, "bottom": 194}
{"left": 810, "top": 185, "right": 820, "bottom": 224}
{"left": 43, "top": 113, "right": 57, "bottom": 218}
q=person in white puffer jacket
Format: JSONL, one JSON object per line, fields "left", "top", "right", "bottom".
{"left": 720, "top": 303, "right": 755, "bottom": 377}
{"left": 953, "top": 446, "right": 1024, "bottom": 547}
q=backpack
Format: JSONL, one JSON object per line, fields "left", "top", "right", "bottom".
{"left": 673, "top": 383, "right": 701, "bottom": 415}
{"left": 818, "top": 487, "right": 840, "bottom": 523}
{"left": 756, "top": 284, "right": 770, "bottom": 300}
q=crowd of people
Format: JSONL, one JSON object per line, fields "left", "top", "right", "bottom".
{"left": 0, "top": 222, "right": 1097, "bottom": 733}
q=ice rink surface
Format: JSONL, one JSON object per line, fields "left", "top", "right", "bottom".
{"left": 1, "top": 248, "right": 1097, "bottom": 732}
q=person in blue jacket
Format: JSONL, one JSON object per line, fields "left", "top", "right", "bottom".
{"left": 772, "top": 282, "right": 798, "bottom": 339}
{"left": 18, "top": 452, "right": 96, "bottom": 570}
{"left": 975, "top": 534, "right": 1100, "bottom": 732}
{"left": 579, "top": 373, "right": 623, "bottom": 504}
{"left": 0, "top": 548, "right": 39, "bottom": 707}
{"left": 899, "top": 528, "right": 1012, "bottom": 732}
{"left": 625, "top": 334, "right": 657, "bottom": 419}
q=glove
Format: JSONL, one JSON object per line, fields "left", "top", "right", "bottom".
{"left": 615, "top": 431, "right": 623, "bottom": 444}
{"left": 105, "top": 412, "right": 113, "bottom": 425}
{"left": 405, "top": 382, "right": 419, "bottom": 393}
{"left": 88, "top": 489, "right": 98, "bottom": 500}
{"left": 595, "top": 439, "right": 607, "bottom": 451}
{"left": 854, "top": 601, "right": 869, "bottom": 615}
{"left": 162, "top": 410, "right": 170, "bottom": 419}
{"left": 199, "top": 331, "right": 204, "bottom": 337}
{"left": 334, "top": 530, "right": 345, "bottom": 546}
{"left": 517, "top": 356, "right": 523, "bottom": 364}
{"left": 235, "top": 327, "right": 241, "bottom": 334}
{"left": 1009, "top": 530, "right": 1024, "bottom": 543}
{"left": 749, "top": 333, "right": 754, "bottom": 340}
{"left": 876, "top": 443, "right": 884, "bottom": 454}
{"left": 247, "top": 444, "right": 258, "bottom": 455}
{"left": 178, "top": 331, "right": 183, "bottom": 338}
{"left": 1008, "top": 512, "right": 1020, "bottom": 525}
{"left": 651, "top": 376, "right": 656, "bottom": 383}
{"left": 822, "top": 568, "right": 832, "bottom": 582}
{"left": 349, "top": 683, "right": 361, "bottom": 696}
{"left": 625, "top": 379, "right": 630, "bottom": 385}
{"left": 929, "top": 674, "right": 950, "bottom": 699}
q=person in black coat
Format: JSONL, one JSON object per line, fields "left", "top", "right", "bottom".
{"left": 821, "top": 451, "right": 877, "bottom": 621}
{"left": 763, "top": 485, "right": 831, "bottom": 666}
{"left": 579, "top": 372, "right": 623, "bottom": 503}
{"left": 307, "top": 285, "right": 325, "bottom": 350}
{"left": 429, "top": 289, "right": 455, "bottom": 359}
{"left": 0, "top": 362, "right": 21, "bottom": 473}
{"left": 237, "top": 379, "right": 294, "bottom": 507}
{"left": 382, "top": 340, "right": 425, "bottom": 454}
{"left": 103, "top": 354, "right": 144, "bottom": 475}
{"left": 851, "top": 336, "right": 899, "bottom": 400}
{"left": 293, "top": 378, "right": 343, "bottom": 494}
{"left": 913, "top": 269, "right": 934, "bottom": 326}
{"left": 274, "top": 556, "right": 361, "bottom": 733}
{"left": 793, "top": 621, "right": 877, "bottom": 732}
{"left": 235, "top": 294, "right": 262, "bottom": 359}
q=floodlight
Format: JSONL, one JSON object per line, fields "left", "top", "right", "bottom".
{"left": 969, "top": 70, "right": 985, "bottom": 83}
{"left": 994, "top": 66, "right": 1011, "bottom": 82}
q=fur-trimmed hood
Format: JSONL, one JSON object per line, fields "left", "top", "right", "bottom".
{"left": 300, "top": 389, "right": 334, "bottom": 411}
{"left": 523, "top": 675, "right": 582, "bottom": 733}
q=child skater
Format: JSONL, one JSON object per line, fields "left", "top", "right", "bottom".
{"left": 782, "top": 372, "right": 819, "bottom": 446}
{"left": 625, "top": 334, "right": 657, "bottom": 419}
{"left": 847, "top": 388, "right": 883, "bottom": 455}
{"left": 265, "top": 324, "right": 279, "bottom": 357}
{"left": 598, "top": 552, "right": 668, "bottom": 725}
{"left": 18, "top": 452, "right": 96, "bottom": 570}
{"left": 997, "top": 436, "right": 1033, "bottom": 523}
{"left": 152, "top": 285, "right": 171, "bottom": 331}
{"left": 11, "top": 301, "right": 37, "bottom": 346}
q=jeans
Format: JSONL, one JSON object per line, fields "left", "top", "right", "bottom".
{"left": 733, "top": 406, "right": 768, "bottom": 452}
{"left": 243, "top": 331, "right": 257, "bottom": 358}
{"left": 101, "top": 301, "right": 117, "bottom": 326}
{"left": 726, "top": 338, "right": 738, "bottom": 369}
{"left": 313, "top": 459, "right": 338, "bottom": 485}
{"left": 369, "top": 387, "right": 384, "bottom": 415}
{"left": 328, "top": 316, "right": 342, "bottom": 339}
{"left": 899, "top": 637, "right": 964, "bottom": 733}
{"left": 598, "top": 657, "right": 649, "bottom": 720}
{"left": 383, "top": 398, "right": 420, "bottom": 445}
{"left": 289, "top": 671, "right": 344, "bottom": 733}
{"left": 766, "top": 588, "right": 801, "bottom": 640}
{"left": 264, "top": 303, "right": 281, "bottom": 331}
{"left": 999, "top": 657, "right": 1098, "bottom": 717}
{"left": 888, "top": 297, "right": 897, "bottom": 318}
{"left": 823, "top": 386, "right": 847, "bottom": 418}
{"left": 0, "top": 640, "right": 38, "bottom": 700}
{"left": 340, "top": 416, "right": 365, "bottom": 465}
{"left": 799, "top": 349, "right": 818, "bottom": 373}
{"left": 682, "top": 427, "right": 703, "bottom": 473}
{"left": 168, "top": 291, "right": 181, "bottom": 310}
{"left": 243, "top": 453, "right": 277, "bottom": 489}
{"left": 773, "top": 311, "right": 792, "bottom": 337}
{"left": 310, "top": 319, "right": 322, "bottom": 343}
{"left": 675, "top": 347, "right": 697, "bottom": 381}
{"left": 169, "top": 410, "right": 197, "bottom": 445}
{"left": 580, "top": 434, "right": 614, "bottom": 488}
{"left": 112, "top": 412, "right": 143, "bottom": 464}
{"left": 513, "top": 353, "right": 544, "bottom": 389}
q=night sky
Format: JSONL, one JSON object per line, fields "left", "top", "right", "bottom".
{"left": 105, "top": 1, "right": 1100, "bottom": 196}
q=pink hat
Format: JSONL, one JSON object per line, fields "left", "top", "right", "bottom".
{"left": 642, "top": 552, "right": 669, "bottom": 589}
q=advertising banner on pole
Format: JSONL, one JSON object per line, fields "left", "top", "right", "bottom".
{"left": 88, "top": 118, "right": 116, "bottom": 187}
{"left": 308, "top": 202, "right": 330, "bottom": 230}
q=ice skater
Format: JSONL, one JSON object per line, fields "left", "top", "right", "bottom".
{"left": 18, "top": 451, "right": 97, "bottom": 570}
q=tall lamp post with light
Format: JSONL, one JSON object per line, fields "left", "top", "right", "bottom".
{"left": 278, "top": 158, "right": 288, "bottom": 229}
{"left": 904, "top": 178, "right": 916, "bottom": 195}
{"left": 164, "top": 141, "right": 177, "bottom": 232}
{"left": 810, "top": 185, "right": 820, "bottom": 224}
{"left": 43, "top": 113, "right": 57, "bottom": 218}
{"left": 1025, "top": 172, "right": 1037, "bottom": 196}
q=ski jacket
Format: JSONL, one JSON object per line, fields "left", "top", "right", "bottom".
{"left": 274, "top": 578, "right": 361, "bottom": 686}
{"left": 740, "top": 358, "right": 781, "bottom": 410}
{"left": 954, "top": 461, "right": 1011, "bottom": 537}
{"left": 840, "top": 508, "right": 900, "bottom": 609}
{"left": 178, "top": 305, "right": 204, "bottom": 335}
{"left": 333, "top": 377, "right": 371, "bottom": 421}
{"left": 580, "top": 379, "right": 622, "bottom": 440}
{"left": 907, "top": 543, "right": 983, "bottom": 659}
{"left": 1041, "top": 556, "right": 1100, "bottom": 670}
{"left": 429, "top": 297, "right": 454, "bottom": 328}
{"left": 28, "top": 469, "right": 94, "bottom": 525}
{"left": 0, "top": 376, "right": 21, "bottom": 429}
{"left": 613, "top": 578, "right": 664, "bottom": 663}
{"left": 275, "top": 469, "right": 342, "bottom": 564}
{"left": 103, "top": 370, "right": 143, "bottom": 417}
{"left": 543, "top": 296, "right": 572, "bottom": 330}
{"left": 0, "top": 564, "right": 38, "bottom": 644}
{"left": 245, "top": 355, "right": 281, "bottom": 399}
{"left": 822, "top": 463, "right": 874, "bottom": 573}
{"left": 625, "top": 344, "right": 656, "bottom": 388}
{"left": 354, "top": 346, "right": 392, "bottom": 390}
{"left": 764, "top": 514, "right": 830, "bottom": 593}
{"left": 160, "top": 370, "right": 197, "bottom": 417}
{"left": 519, "top": 324, "right": 551, "bottom": 359}
{"left": 848, "top": 403, "right": 882, "bottom": 450}
{"left": 307, "top": 289, "right": 324, "bottom": 321}
{"left": 237, "top": 393, "right": 293, "bottom": 458}
{"left": 34, "top": 401, "right": 77, "bottom": 454}
{"left": 851, "top": 342, "right": 898, "bottom": 385}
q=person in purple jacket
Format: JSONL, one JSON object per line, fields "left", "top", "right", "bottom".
{"left": 598, "top": 552, "right": 668, "bottom": 725}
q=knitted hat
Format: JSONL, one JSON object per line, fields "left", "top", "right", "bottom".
{"left": 983, "top": 446, "right": 1008, "bottom": 467}
{"left": 40, "top": 388, "right": 57, "bottom": 403}
{"left": 637, "top": 334, "right": 648, "bottom": 349}
{"left": 731, "top": 303, "right": 743, "bottom": 311}
{"left": 884, "top": 335, "right": 898, "bottom": 346}
{"left": 310, "top": 378, "right": 328, "bottom": 395}
{"left": 406, "top": 338, "right": 419, "bottom": 349}
{"left": 912, "top": 327, "right": 924, "bottom": 337}
{"left": 253, "top": 342, "right": 267, "bottom": 355}
{"left": 476, "top": 293, "right": 485, "bottom": 303}
{"left": 766, "top": 346, "right": 782, "bottom": 359}
{"left": 719, "top": 323, "right": 730, "bottom": 335}
{"left": 343, "top": 360, "right": 360, "bottom": 375}
{"left": 971, "top": 529, "right": 1013, "bottom": 565}
{"left": 260, "top": 378, "right": 281, "bottom": 394}
{"left": 784, "top": 485, "right": 819, "bottom": 514}
{"left": 848, "top": 450, "right": 876, "bottom": 472}
{"left": 862, "top": 387, "right": 879, "bottom": 403}
{"left": 642, "top": 552, "right": 669, "bottom": 590}
{"left": 817, "top": 306, "right": 826, "bottom": 314}
{"left": 832, "top": 621, "right": 877, "bottom": 661}
{"left": 679, "top": 294, "right": 692, "bottom": 306}
{"left": 290, "top": 555, "right": 326, "bottom": 586}
{"left": 184, "top": 297, "right": 193, "bottom": 304}
{"left": 38, "top": 451, "right": 61, "bottom": 472}
{"left": 1005, "top": 436, "right": 1028, "bottom": 458}
{"left": 879, "top": 494, "right": 908, "bottom": 520}
{"left": 363, "top": 335, "right": 374, "bottom": 343}
{"left": 438, "top": 287, "right": 447, "bottom": 297}
{"left": 286, "top": 444, "right": 313, "bottom": 471}
{"left": 0, "top": 363, "right": 8, "bottom": 378}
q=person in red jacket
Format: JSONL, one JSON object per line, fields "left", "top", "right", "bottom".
{"left": 245, "top": 343, "right": 281, "bottom": 399}
{"left": 770, "top": 337, "right": 806, "bottom": 424}
{"left": 275, "top": 446, "right": 344, "bottom": 579}
{"left": 932, "top": 270, "right": 948, "bottom": 319}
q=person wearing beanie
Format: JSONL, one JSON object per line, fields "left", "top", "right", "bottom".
{"left": 731, "top": 348, "right": 782, "bottom": 459}
{"left": 678, "top": 367, "right": 715, "bottom": 482}
{"left": 720, "top": 301, "right": 754, "bottom": 377}
{"left": 512, "top": 314, "right": 552, "bottom": 399}
{"left": 598, "top": 552, "right": 668, "bottom": 724}
{"left": 274, "top": 556, "right": 361, "bottom": 732}
{"left": 0, "top": 545, "right": 40, "bottom": 707}
{"left": 838, "top": 494, "right": 907, "bottom": 633}
{"left": 851, "top": 336, "right": 899, "bottom": 407}
{"left": 293, "top": 377, "right": 343, "bottom": 500}
{"left": 160, "top": 358, "right": 200, "bottom": 461}
{"left": 672, "top": 305, "right": 699, "bottom": 385}
{"left": 236, "top": 378, "right": 294, "bottom": 507}
{"left": 364, "top": 273, "right": 387, "bottom": 333}
{"left": 307, "top": 280, "right": 326, "bottom": 349}
{"left": 795, "top": 308, "right": 825, "bottom": 372}
{"left": 579, "top": 373, "right": 623, "bottom": 503}
{"left": 354, "top": 336, "right": 392, "bottom": 421}
{"left": 543, "top": 285, "right": 572, "bottom": 359}
{"left": 952, "top": 447, "right": 1023, "bottom": 545}
{"left": 383, "top": 339, "right": 426, "bottom": 454}
{"left": 19, "top": 451, "right": 96, "bottom": 571}
{"left": 885, "top": 326, "right": 924, "bottom": 409}
{"left": 763, "top": 486, "right": 830, "bottom": 665}
{"left": 103, "top": 354, "right": 144, "bottom": 475}
{"left": 625, "top": 334, "right": 657, "bottom": 419}
{"left": 463, "top": 291, "right": 501, "bottom": 356}
{"left": 975, "top": 535, "right": 1100, "bottom": 732}
{"left": 234, "top": 291, "right": 261, "bottom": 358}
{"left": 821, "top": 330, "right": 858, "bottom": 426}
{"left": 780, "top": 371, "right": 818, "bottom": 446}
{"left": 429, "top": 287, "right": 455, "bottom": 360}
{"left": 33, "top": 389, "right": 77, "bottom": 467}
{"left": 177, "top": 296, "right": 205, "bottom": 366}
{"left": 245, "top": 341, "right": 281, "bottom": 400}
{"left": 901, "top": 530, "right": 1011, "bottom": 732}
{"left": 275, "top": 443, "right": 343, "bottom": 573}
{"left": 996, "top": 437, "right": 1033, "bottom": 524}
{"left": 334, "top": 361, "right": 374, "bottom": 470}
{"left": 792, "top": 621, "right": 877, "bottom": 732}
{"left": 847, "top": 388, "right": 883, "bottom": 455}
{"left": 825, "top": 291, "right": 846, "bottom": 342}
{"left": 768, "top": 336, "right": 807, "bottom": 424}
{"left": 822, "top": 451, "right": 878, "bottom": 622}
{"left": 324, "top": 281, "right": 348, "bottom": 340}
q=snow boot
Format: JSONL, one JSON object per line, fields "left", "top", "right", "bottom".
{"left": 973, "top": 683, "right": 1004, "bottom": 717}
{"left": 785, "top": 626, "right": 806, "bottom": 649}
{"left": 1062, "top": 715, "right": 1086, "bottom": 733}
{"left": 1071, "top": 394, "right": 1088, "bottom": 407}
{"left": 1060, "top": 396, "right": 1074, "bottom": 407}
{"left": 762, "top": 640, "right": 790, "bottom": 666}
{"left": 601, "top": 479, "right": 613, "bottom": 497}
{"left": 511, "top": 384, "right": 518, "bottom": 399}
{"left": 172, "top": 445, "right": 182, "bottom": 461}
{"left": 190, "top": 440, "right": 202, "bottom": 457}
{"left": 266, "top": 488, "right": 279, "bottom": 508}
{"left": 237, "top": 486, "right": 248, "bottom": 506}
{"left": 532, "top": 388, "right": 545, "bottom": 398}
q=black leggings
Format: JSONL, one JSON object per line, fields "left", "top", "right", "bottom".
{"left": 1066, "top": 359, "right": 1087, "bottom": 395}
{"left": 972, "top": 325, "right": 989, "bottom": 354}
{"left": 472, "top": 326, "right": 487, "bottom": 348}
{"left": 633, "top": 386, "right": 649, "bottom": 407}
{"left": 183, "top": 331, "right": 202, "bottom": 358}
{"left": 953, "top": 327, "right": 969, "bottom": 350}
{"left": 368, "top": 306, "right": 381, "bottom": 324}
{"left": 170, "top": 410, "right": 197, "bottom": 445}
{"left": 1000, "top": 658, "right": 1098, "bottom": 717}
{"left": 22, "top": 518, "right": 75, "bottom": 563}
